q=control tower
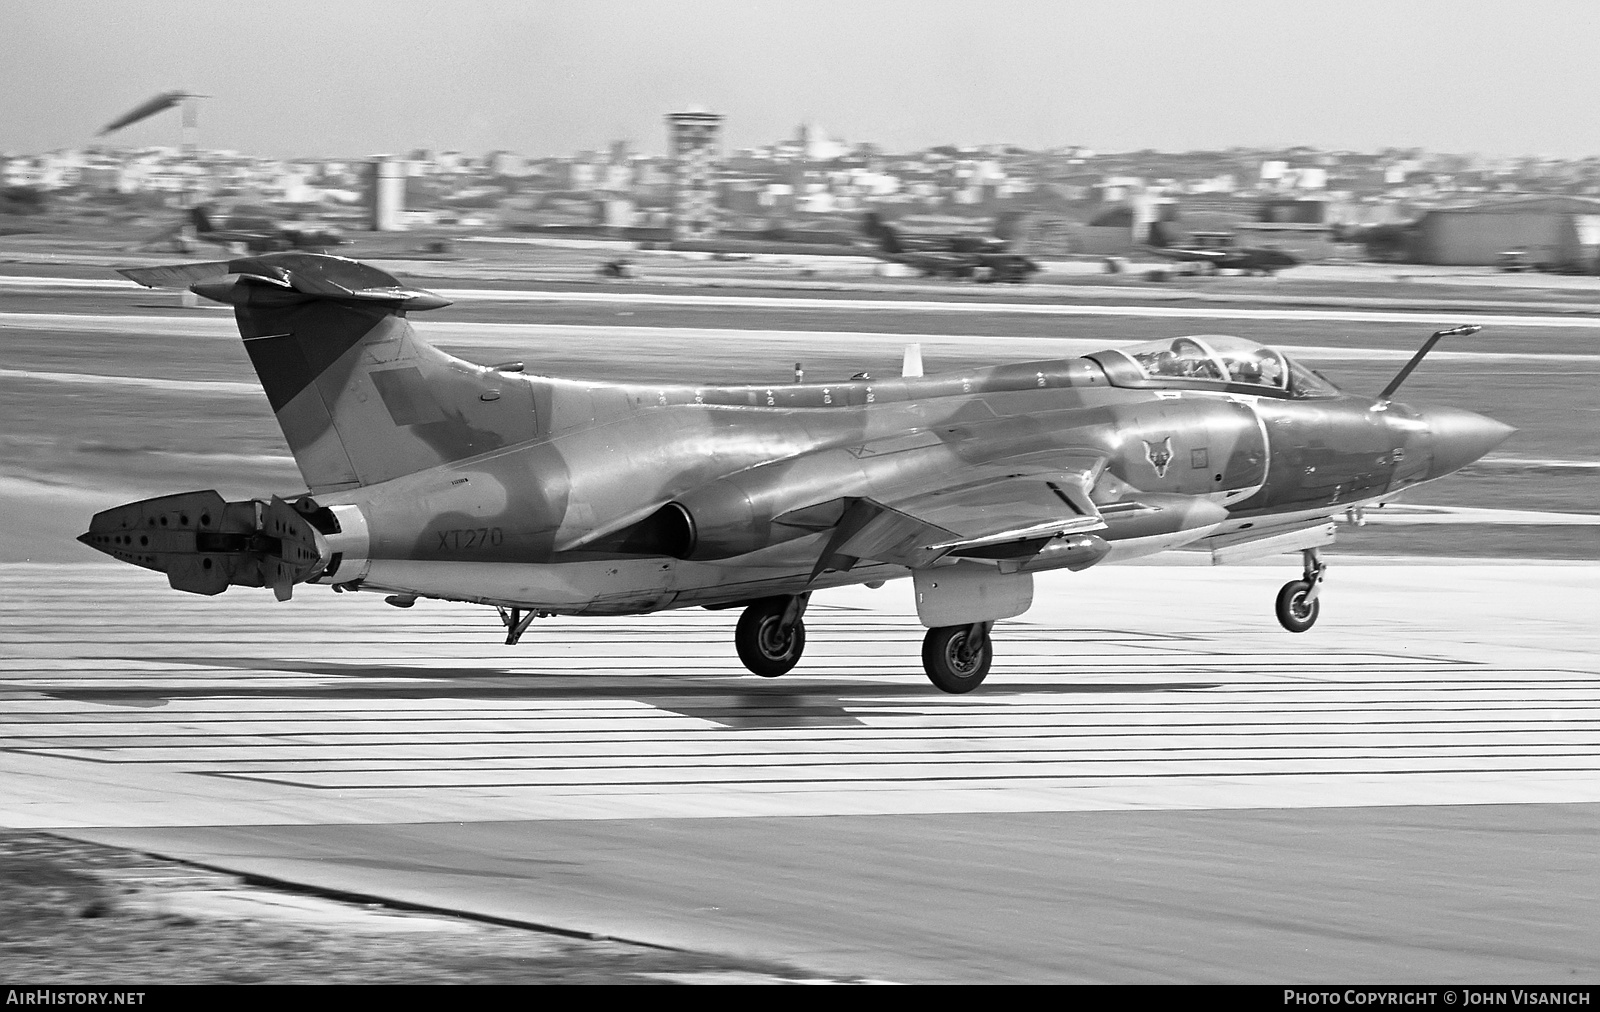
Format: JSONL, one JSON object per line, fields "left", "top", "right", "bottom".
{"left": 666, "top": 109, "right": 724, "bottom": 241}
{"left": 367, "top": 156, "right": 406, "bottom": 231}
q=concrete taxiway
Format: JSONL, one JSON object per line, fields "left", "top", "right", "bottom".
{"left": 3, "top": 562, "right": 1596, "bottom": 982}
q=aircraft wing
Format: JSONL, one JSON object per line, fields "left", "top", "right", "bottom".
{"left": 1149, "top": 246, "right": 1227, "bottom": 263}
{"left": 905, "top": 251, "right": 967, "bottom": 267}
{"left": 776, "top": 455, "right": 1108, "bottom": 574}
{"left": 209, "top": 229, "right": 267, "bottom": 243}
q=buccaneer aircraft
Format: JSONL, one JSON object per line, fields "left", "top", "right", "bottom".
{"left": 86, "top": 253, "right": 1512, "bottom": 693}
{"left": 186, "top": 205, "right": 345, "bottom": 254}
{"left": 1144, "top": 226, "right": 1301, "bottom": 276}
{"left": 860, "top": 212, "right": 1040, "bottom": 282}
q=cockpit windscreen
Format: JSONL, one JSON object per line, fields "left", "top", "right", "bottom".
{"left": 1103, "top": 335, "right": 1339, "bottom": 398}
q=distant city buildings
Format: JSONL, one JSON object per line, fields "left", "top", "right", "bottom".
{"left": 5, "top": 125, "right": 1600, "bottom": 259}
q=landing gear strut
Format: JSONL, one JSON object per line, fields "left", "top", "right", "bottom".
{"left": 1275, "top": 548, "right": 1326, "bottom": 633}
{"left": 922, "top": 622, "right": 993, "bottom": 694}
{"left": 495, "top": 605, "right": 546, "bottom": 646}
{"left": 735, "top": 594, "right": 809, "bottom": 677}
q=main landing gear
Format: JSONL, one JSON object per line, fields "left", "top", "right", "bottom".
{"left": 731, "top": 595, "right": 996, "bottom": 695}
{"left": 735, "top": 594, "right": 810, "bottom": 677}
{"left": 1275, "top": 548, "right": 1327, "bottom": 633}
{"left": 922, "top": 622, "right": 993, "bottom": 694}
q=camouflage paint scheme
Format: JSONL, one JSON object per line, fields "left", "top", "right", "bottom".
{"left": 82, "top": 254, "right": 1512, "bottom": 632}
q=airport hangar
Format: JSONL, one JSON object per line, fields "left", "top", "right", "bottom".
{"left": 1409, "top": 194, "right": 1600, "bottom": 269}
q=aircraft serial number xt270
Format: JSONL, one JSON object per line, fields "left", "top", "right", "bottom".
{"left": 85, "top": 254, "right": 1513, "bottom": 693}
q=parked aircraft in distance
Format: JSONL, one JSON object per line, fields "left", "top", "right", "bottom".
{"left": 1146, "top": 226, "right": 1300, "bottom": 276}
{"left": 860, "top": 212, "right": 1040, "bottom": 282}
{"left": 88, "top": 254, "right": 1510, "bottom": 693}
{"left": 878, "top": 210, "right": 1026, "bottom": 254}
{"left": 186, "top": 205, "right": 345, "bottom": 254}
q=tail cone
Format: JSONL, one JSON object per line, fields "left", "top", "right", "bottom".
{"left": 79, "top": 491, "right": 327, "bottom": 599}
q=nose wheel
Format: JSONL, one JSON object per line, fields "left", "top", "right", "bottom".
{"left": 1275, "top": 549, "right": 1326, "bottom": 633}
{"left": 922, "top": 622, "right": 993, "bottom": 693}
{"left": 735, "top": 594, "right": 809, "bottom": 677}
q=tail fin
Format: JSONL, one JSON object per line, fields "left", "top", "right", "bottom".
{"left": 1145, "top": 220, "right": 1176, "bottom": 248}
{"left": 128, "top": 253, "right": 538, "bottom": 493}
{"left": 860, "top": 212, "right": 903, "bottom": 255}
{"left": 992, "top": 210, "right": 1024, "bottom": 243}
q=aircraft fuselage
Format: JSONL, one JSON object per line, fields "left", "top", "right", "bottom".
{"left": 302, "top": 354, "right": 1495, "bottom": 615}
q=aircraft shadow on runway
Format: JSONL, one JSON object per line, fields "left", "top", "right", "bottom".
{"left": 45, "top": 654, "right": 1224, "bottom": 729}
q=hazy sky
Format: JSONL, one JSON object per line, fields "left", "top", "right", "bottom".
{"left": 4, "top": 0, "right": 1596, "bottom": 159}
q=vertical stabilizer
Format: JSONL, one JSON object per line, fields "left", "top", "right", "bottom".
{"left": 861, "top": 212, "right": 904, "bottom": 255}
{"left": 147, "top": 253, "right": 539, "bottom": 493}
{"left": 992, "top": 210, "right": 1025, "bottom": 243}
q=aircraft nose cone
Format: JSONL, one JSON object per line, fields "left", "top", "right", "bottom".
{"left": 1425, "top": 406, "right": 1516, "bottom": 478}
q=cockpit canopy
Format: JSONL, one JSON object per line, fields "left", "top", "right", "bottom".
{"left": 1091, "top": 334, "right": 1339, "bottom": 399}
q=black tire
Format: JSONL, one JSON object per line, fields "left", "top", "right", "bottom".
{"left": 735, "top": 599, "right": 805, "bottom": 677}
{"left": 1275, "top": 580, "right": 1320, "bottom": 633}
{"left": 922, "top": 625, "right": 993, "bottom": 694}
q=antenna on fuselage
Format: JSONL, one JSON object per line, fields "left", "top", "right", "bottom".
{"left": 902, "top": 343, "right": 924, "bottom": 378}
{"left": 1374, "top": 325, "right": 1481, "bottom": 408}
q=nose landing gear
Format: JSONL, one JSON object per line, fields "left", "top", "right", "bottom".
{"left": 735, "top": 594, "right": 810, "bottom": 677}
{"left": 1275, "top": 548, "right": 1327, "bottom": 633}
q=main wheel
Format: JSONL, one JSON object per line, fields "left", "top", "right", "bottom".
{"left": 735, "top": 599, "right": 806, "bottom": 677}
{"left": 1275, "top": 580, "right": 1320, "bottom": 633}
{"left": 922, "top": 625, "right": 993, "bottom": 694}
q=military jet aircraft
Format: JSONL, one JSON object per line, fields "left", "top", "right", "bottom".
{"left": 869, "top": 210, "right": 1026, "bottom": 255}
{"left": 1145, "top": 226, "right": 1300, "bottom": 276}
{"left": 860, "top": 212, "right": 1040, "bottom": 282}
{"left": 85, "top": 253, "right": 1512, "bottom": 693}
{"left": 186, "top": 205, "right": 345, "bottom": 254}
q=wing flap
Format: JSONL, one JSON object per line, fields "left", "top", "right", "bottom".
{"left": 909, "top": 474, "right": 1102, "bottom": 544}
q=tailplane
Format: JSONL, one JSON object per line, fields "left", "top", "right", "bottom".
{"left": 860, "top": 212, "right": 904, "bottom": 255}
{"left": 120, "top": 253, "right": 539, "bottom": 493}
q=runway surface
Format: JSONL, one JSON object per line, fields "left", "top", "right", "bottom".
{"left": 3, "top": 562, "right": 1597, "bottom": 981}
{"left": 8, "top": 273, "right": 1600, "bottom": 326}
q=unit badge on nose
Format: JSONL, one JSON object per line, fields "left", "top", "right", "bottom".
{"left": 1144, "top": 436, "right": 1174, "bottom": 478}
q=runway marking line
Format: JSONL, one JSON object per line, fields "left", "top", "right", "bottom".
{"left": 7, "top": 277, "right": 1600, "bottom": 328}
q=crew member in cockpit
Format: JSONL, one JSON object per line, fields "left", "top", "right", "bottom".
{"left": 1257, "top": 354, "right": 1285, "bottom": 388}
